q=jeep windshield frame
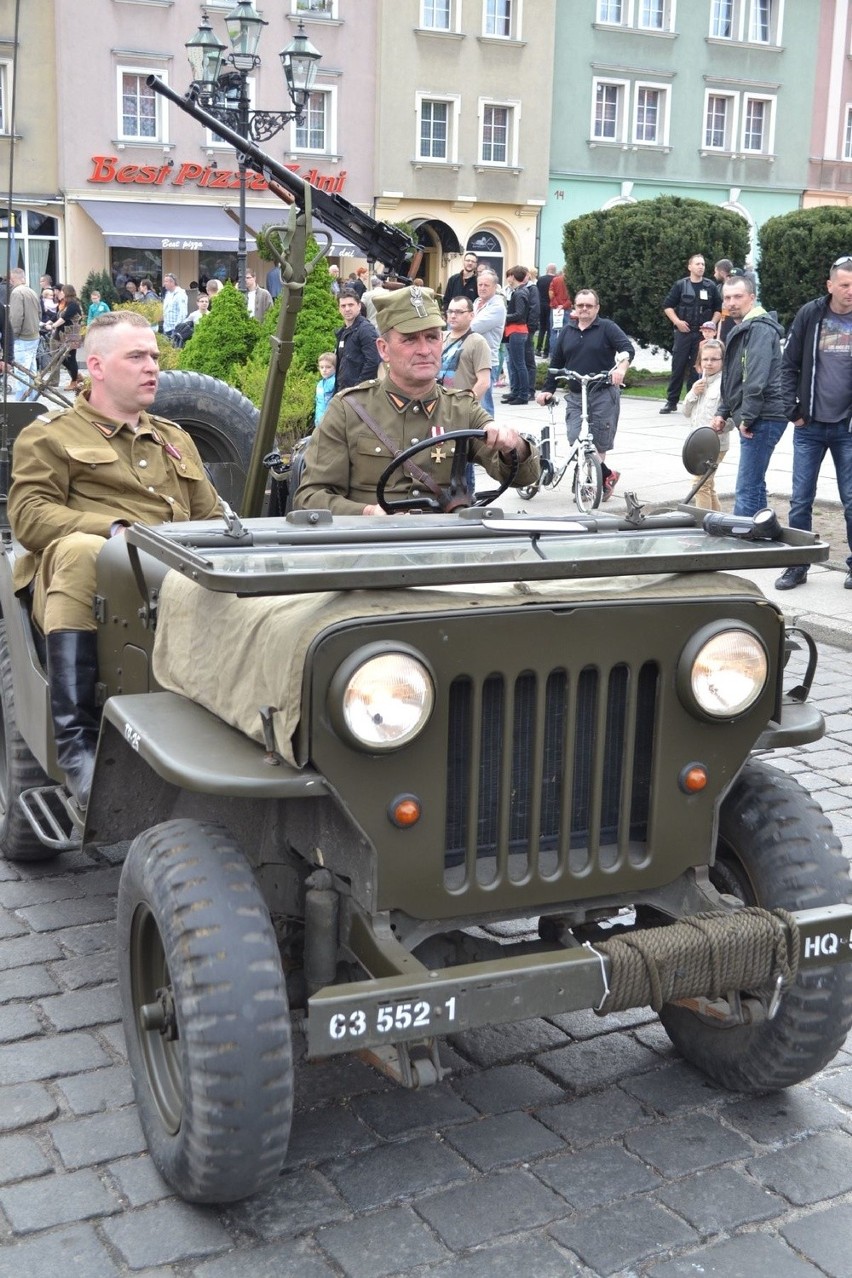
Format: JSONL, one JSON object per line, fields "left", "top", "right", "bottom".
{"left": 126, "top": 509, "right": 829, "bottom": 596}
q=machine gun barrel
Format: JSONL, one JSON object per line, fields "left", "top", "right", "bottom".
{"left": 147, "top": 77, "right": 414, "bottom": 271}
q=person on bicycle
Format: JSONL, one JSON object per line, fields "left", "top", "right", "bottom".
{"left": 536, "top": 288, "right": 633, "bottom": 501}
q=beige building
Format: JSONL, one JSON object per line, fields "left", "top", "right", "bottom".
{"left": 375, "top": 0, "right": 556, "bottom": 289}
{"left": 804, "top": 0, "right": 852, "bottom": 209}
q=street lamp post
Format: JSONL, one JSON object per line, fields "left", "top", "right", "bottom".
{"left": 185, "top": 4, "right": 321, "bottom": 291}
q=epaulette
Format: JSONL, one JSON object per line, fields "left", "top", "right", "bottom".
{"left": 36, "top": 408, "right": 68, "bottom": 425}
{"left": 149, "top": 413, "right": 185, "bottom": 432}
{"left": 338, "top": 380, "right": 379, "bottom": 396}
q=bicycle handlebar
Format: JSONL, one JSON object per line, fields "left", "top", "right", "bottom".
{"left": 547, "top": 369, "right": 612, "bottom": 385}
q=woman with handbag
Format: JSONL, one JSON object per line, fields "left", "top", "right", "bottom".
{"left": 49, "top": 284, "right": 84, "bottom": 392}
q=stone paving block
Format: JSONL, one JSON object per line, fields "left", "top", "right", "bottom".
{"left": 0, "top": 859, "right": 20, "bottom": 881}
{"left": 625, "top": 1112, "right": 752, "bottom": 1177}
{"left": 97, "top": 1021, "right": 128, "bottom": 1062}
{"left": 0, "top": 932, "right": 64, "bottom": 971}
{"left": 0, "top": 1081, "right": 58, "bottom": 1132}
{"left": 0, "top": 1030, "right": 110, "bottom": 1085}
{"left": 420, "top": 1233, "right": 583, "bottom": 1278}
{"left": 17, "top": 896, "right": 117, "bottom": 933}
{"left": 350, "top": 1083, "right": 478, "bottom": 1138}
{"left": 106, "top": 1154, "right": 173, "bottom": 1207}
{"left": 443, "top": 1110, "right": 565, "bottom": 1171}
{"left": 0, "top": 962, "right": 60, "bottom": 1002}
{"left": 69, "top": 866, "right": 122, "bottom": 897}
{"left": 0, "top": 1167, "right": 121, "bottom": 1231}
{"left": 0, "top": 907, "right": 25, "bottom": 940}
{"left": 0, "top": 1133, "right": 52, "bottom": 1184}
{"left": 38, "top": 984, "right": 121, "bottom": 1032}
{"left": 656, "top": 1165, "right": 784, "bottom": 1232}
{"left": 284, "top": 1102, "right": 377, "bottom": 1167}
{"left": 0, "top": 1222, "right": 121, "bottom": 1278}
{"left": 293, "top": 1053, "right": 392, "bottom": 1109}
{"left": 782, "top": 1201, "right": 852, "bottom": 1278}
{"left": 535, "top": 1034, "right": 661, "bottom": 1093}
{"left": 56, "top": 1063, "right": 135, "bottom": 1116}
{"left": 317, "top": 1204, "right": 449, "bottom": 1278}
{"left": 0, "top": 1002, "right": 43, "bottom": 1043}
{"left": 813, "top": 1066, "right": 852, "bottom": 1107}
{"left": 414, "top": 1168, "right": 567, "bottom": 1250}
{"left": 449, "top": 1017, "right": 569, "bottom": 1067}
{"left": 452, "top": 1062, "right": 565, "bottom": 1114}
{"left": 0, "top": 877, "right": 87, "bottom": 909}
{"left": 620, "top": 1060, "right": 727, "bottom": 1116}
{"left": 222, "top": 1168, "right": 349, "bottom": 1241}
{"left": 724, "top": 1086, "right": 845, "bottom": 1144}
{"left": 632, "top": 1019, "right": 680, "bottom": 1057}
{"left": 50, "top": 1105, "right": 148, "bottom": 1169}
{"left": 549, "top": 1197, "right": 697, "bottom": 1277}
{"left": 49, "top": 950, "right": 118, "bottom": 992}
{"left": 192, "top": 1237, "right": 338, "bottom": 1278}
{"left": 101, "top": 1199, "right": 233, "bottom": 1268}
{"left": 325, "top": 1132, "right": 472, "bottom": 1212}
{"left": 54, "top": 921, "right": 115, "bottom": 956}
{"left": 645, "top": 1230, "right": 825, "bottom": 1277}
{"left": 535, "top": 1087, "right": 653, "bottom": 1147}
{"left": 548, "top": 1005, "right": 657, "bottom": 1039}
{"left": 534, "top": 1143, "right": 662, "bottom": 1209}
{"left": 810, "top": 788, "right": 852, "bottom": 812}
{"left": 747, "top": 1129, "right": 852, "bottom": 1205}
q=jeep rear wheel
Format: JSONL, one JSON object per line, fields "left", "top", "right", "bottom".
{"left": 0, "top": 621, "right": 55, "bottom": 861}
{"left": 151, "top": 371, "right": 259, "bottom": 510}
{"left": 118, "top": 819, "right": 293, "bottom": 1203}
{"left": 660, "top": 759, "right": 852, "bottom": 1091}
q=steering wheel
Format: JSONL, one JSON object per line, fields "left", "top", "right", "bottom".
{"left": 376, "top": 429, "right": 519, "bottom": 514}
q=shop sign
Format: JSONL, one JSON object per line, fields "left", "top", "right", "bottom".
{"left": 87, "top": 155, "right": 348, "bottom": 194}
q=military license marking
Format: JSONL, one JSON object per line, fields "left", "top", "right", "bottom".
{"left": 327, "top": 996, "right": 457, "bottom": 1042}
{"left": 124, "top": 724, "right": 141, "bottom": 751}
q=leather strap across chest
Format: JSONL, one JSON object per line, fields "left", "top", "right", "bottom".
{"left": 347, "top": 398, "right": 444, "bottom": 500}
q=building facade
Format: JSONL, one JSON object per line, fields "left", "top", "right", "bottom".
{"left": 805, "top": 0, "right": 852, "bottom": 208}
{"left": 540, "top": 0, "right": 819, "bottom": 267}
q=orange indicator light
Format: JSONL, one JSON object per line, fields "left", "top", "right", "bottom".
{"left": 680, "top": 765, "right": 708, "bottom": 794}
{"left": 390, "top": 795, "right": 422, "bottom": 827}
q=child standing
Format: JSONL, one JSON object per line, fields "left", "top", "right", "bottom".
{"left": 315, "top": 351, "right": 336, "bottom": 425}
{"left": 87, "top": 290, "right": 110, "bottom": 325}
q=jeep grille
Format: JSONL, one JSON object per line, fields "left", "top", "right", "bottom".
{"left": 445, "top": 663, "right": 659, "bottom": 887}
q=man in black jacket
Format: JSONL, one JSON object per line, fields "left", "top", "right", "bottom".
{"left": 660, "top": 254, "right": 722, "bottom": 413}
{"left": 711, "top": 273, "right": 787, "bottom": 517}
{"left": 334, "top": 289, "right": 380, "bottom": 392}
{"left": 775, "top": 257, "right": 852, "bottom": 591}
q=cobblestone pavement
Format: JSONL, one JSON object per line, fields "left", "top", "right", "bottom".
{"left": 1, "top": 647, "right": 851, "bottom": 1278}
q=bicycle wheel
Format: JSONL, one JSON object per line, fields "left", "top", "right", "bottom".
{"left": 573, "top": 450, "right": 603, "bottom": 512}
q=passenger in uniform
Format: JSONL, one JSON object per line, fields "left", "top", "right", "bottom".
{"left": 8, "top": 310, "right": 221, "bottom": 808}
{"left": 293, "top": 286, "right": 540, "bottom": 515}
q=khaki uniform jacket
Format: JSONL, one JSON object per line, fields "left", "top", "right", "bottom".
{"left": 8, "top": 395, "right": 221, "bottom": 591}
{"left": 293, "top": 377, "right": 540, "bottom": 516}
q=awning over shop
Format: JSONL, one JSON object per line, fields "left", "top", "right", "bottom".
{"left": 79, "top": 200, "right": 359, "bottom": 256}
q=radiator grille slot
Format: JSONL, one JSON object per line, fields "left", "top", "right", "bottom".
{"left": 445, "top": 663, "right": 659, "bottom": 889}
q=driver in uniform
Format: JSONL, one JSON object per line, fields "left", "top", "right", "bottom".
{"left": 293, "top": 286, "right": 540, "bottom": 515}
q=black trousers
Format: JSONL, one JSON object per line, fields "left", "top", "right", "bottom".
{"left": 665, "top": 329, "right": 702, "bottom": 406}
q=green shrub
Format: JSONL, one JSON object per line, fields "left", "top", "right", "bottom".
{"left": 759, "top": 207, "right": 852, "bottom": 330}
{"left": 179, "top": 281, "right": 259, "bottom": 379}
{"left": 115, "top": 299, "right": 163, "bottom": 328}
{"left": 232, "top": 350, "right": 316, "bottom": 448}
{"left": 562, "top": 197, "right": 749, "bottom": 349}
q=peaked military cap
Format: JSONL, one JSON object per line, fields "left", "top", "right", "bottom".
{"left": 373, "top": 285, "right": 443, "bottom": 335}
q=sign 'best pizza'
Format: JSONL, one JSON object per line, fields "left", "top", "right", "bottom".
{"left": 87, "top": 155, "right": 348, "bottom": 194}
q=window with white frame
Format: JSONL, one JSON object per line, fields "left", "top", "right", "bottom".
{"left": 596, "top": 0, "right": 674, "bottom": 31}
{"left": 704, "top": 92, "right": 736, "bottom": 149}
{"left": 415, "top": 93, "right": 460, "bottom": 162}
{"left": 845, "top": 106, "right": 852, "bottom": 161}
{"left": 421, "top": 0, "right": 452, "bottom": 29}
{"left": 742, "top": 95, "right": 770, "bottom": 151}
{"left": 479, "top": 100, "right": 519, "bottom": 164}
{"left": 709, "top": 0, "right": 779, "bottom": 43}
{"left": 638, "top": 0, "right": 665, "bottom": 29}
{"left": 593, "top": 80, "right": 627, "bottom": 140}
{"left": 117, "top": 67, "right": 168, "bottom": 142}
{"left": 597, "top": 0, "right": 623, "bottom": 21}
{"left": 293, "top": 86, "right": 337, "bottom": 153}
{"left": 633, "top": 82, "right": 669, "bottom": 144}
{"left": 483, "top": 0, "right": 516, "bottom": 39}
{"left": 292, "top": 0, "right": 338, "bottom": 17}
{"left": 0, "top": 61, "right": 9, "bottom": 134}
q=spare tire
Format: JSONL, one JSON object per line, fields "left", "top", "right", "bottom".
{"left": 151, "top": 370, "right": 259, "bottom": 510}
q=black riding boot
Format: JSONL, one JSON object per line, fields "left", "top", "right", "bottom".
{"left": 46, "top": 630, "right": 100, "bottom": 809}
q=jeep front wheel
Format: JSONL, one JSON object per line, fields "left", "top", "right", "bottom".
{"left": 660, "top": 760, "right": 852, "bottom": 1091}
{"left": 117, "top": 819, "right": 293, "bottom": 1203}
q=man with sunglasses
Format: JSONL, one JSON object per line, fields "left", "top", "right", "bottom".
{"left": 775, "top": 256, "right": 852, "bottom": 591}
{"left": 536, "top": 288, "right": 633, "bottom": 500}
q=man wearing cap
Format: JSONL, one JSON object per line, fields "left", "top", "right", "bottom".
{"left": 294, "top": 286, "right": 539, "bottom": 515}
{"left": 775, "top": 256, "right": 852, "bottom": 592}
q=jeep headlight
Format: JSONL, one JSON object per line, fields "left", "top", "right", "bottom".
{"left": 331, "top": 647, "right": 435, "bottom": 750}
{"left": 679, "top": 625, "right": 768, "bottom": 719}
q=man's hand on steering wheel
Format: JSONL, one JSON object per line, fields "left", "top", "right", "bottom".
{"left": 375, "top": 429, "right": 520, "bottom": 514}
{"left": 482, "top": 423, "right": 533, "bottom": 462}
